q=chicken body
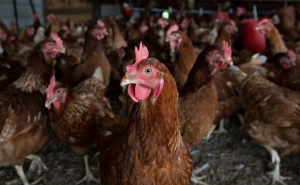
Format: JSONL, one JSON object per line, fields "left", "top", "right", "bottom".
{"left": 0, "top": 37, "right": 64, "bottom": 185}
{"left": 47, "top": 68, "right": 123, "bottom": 184}
{"left": 97, "top": 45, "right": 193, "bottom": 185}
{"left": 67, "top": 22, "right": 111, "bottom": 87}
{"left": 230, "top": 65, "right": 300, "bottom": 184}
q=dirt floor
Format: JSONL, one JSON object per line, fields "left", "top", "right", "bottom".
{"left": 1, "top": 96, "right": 300, "bottom": 185}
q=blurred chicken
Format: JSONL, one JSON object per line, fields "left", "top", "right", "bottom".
{"left": 61, "top": 20, "right": 111, "bottom": 87}
{"left": 178, "top": 41, "right": 233, "bottom": 150}
{"left": 46, "top": 67, "right": 124, "bottom": 184}
{"left": 229, "top": 65, "right": 300, "bottom": 185}
{"left": 0, "top": 34, "right": 65, "bottom": 185}
{"left": 165, "top": 24, "right": 197, "bottom": 90}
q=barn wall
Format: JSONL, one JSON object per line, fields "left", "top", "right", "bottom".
{"left": 0, "top": 0, "right": 44, "bottom": 29}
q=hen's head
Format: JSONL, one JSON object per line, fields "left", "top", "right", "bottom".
{"left": 224, "top": 19, "right": 237, "bottom": 34}
{"left": 165, "top": 24, "right": 181, "bottom": 48}
{"left": 207, "top": 41, "right": 233, "bottom": 69}
{"left": 158, "top": 17, "right": 169, "bottom": 29}
{"left": 256, "top": 19, "right": 272, "bottom": 35}
{"left": 272, "top": 52, "right": 296, "bottom": 69}
{"left": 180, "top": 17, "right": 190, "bottom": 30}
{"left": 120, "top": 42, "right": 166, "bottom": 102}
{"left": 42, "top": 33, "right": 65, "bottom": 59}
{"left": 45, "top": 75, "right": 68, "bottom": 110}
{"left": 26, "top": 26, "right": 35, "bottom": 37}
{"left": 47, "top": 14, "right": 55, "bottom": 24}
{"left": 91, "top": 20, "right": 108, "bottom": 40}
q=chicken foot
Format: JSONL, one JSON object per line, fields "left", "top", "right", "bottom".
{"left": 26, "top": 154, "right": 48, "bottom": 175}
{"left": 205, "top": 118, "right": 228, "bottom": 140}
{"left": 204, "top": 124, "right": 216, "bottom": 140}
{"left": 76, "top": 155, "right": 100, "bottom": 185}
{"left": 190, "top": 163, "right": 209, "bottom": 185}
{"left": 14, "top": 165, "right": 29, "bottom": 185}
{"left": 213, "top": 119, "right": 228, "bottom": 135}
{"left": 264, "top": 145, "right": 291, "bottom": 185}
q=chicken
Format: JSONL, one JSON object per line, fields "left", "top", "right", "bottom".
{"left": 45, "top": 14, "right": 61, "bottom": 37}
{"left": 277, "top": 12, "right": 299, "bottom": 42}
{"left": 103, "top": 16, "right": 127, "bottom": 55}
{"left": 97, "top": 42, "right": 193, "bottom": 184}
{"left": 206, "top": 54, "right": 267, "bottom": 139}
{"left": 0, "top": 33, "right": 65, "bottom": 185}
{"left": 66, "top": 20, "right": 111, "bottom": 87}
{"left": 45, "top": 67, "right": 123, "bottom": 184}
{"left": 165, "top": 24, "right": 197, "bottom": 90}
{"left": 256, "top": 19, "right": 288, "bottom": 58}
{"left": 229, "top": 65, "right": 300, "bottom": 184}
{"left": 214, "top": 19, "right": 237, "bottom": 45}
{"left": 178, "top": 41, "right": 233, "bottom": 150}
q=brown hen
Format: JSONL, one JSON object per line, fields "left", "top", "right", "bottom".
{"left": 97, "top": 43, "right": 193, "bottom": 185}
{"left": 229, "top": 65, "right": 300, "bottom": 184}
{"left": 0, "top": 34, "right": 65, "bottom": 185}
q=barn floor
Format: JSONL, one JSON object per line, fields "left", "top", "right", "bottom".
{"left": 1, "top": 95, "right": 300, "bottom": 185}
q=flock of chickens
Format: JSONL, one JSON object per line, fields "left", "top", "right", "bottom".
{"left": 0, "top": 5, "right": 300, "bottom": 185}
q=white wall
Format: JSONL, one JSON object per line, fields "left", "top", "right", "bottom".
{"left": 0, "top": 0, "right": 44, "bottom": 29}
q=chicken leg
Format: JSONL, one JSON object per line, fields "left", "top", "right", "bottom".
{"left": 237, "top": 113, "right": 244, "bottom": 125}
{"left": 213, "top": 119, "right": 228, "bottom": 135}
{"left": 26, "top": 154, "right": 48, "bottom": 175}
{"left": 204, "top": 124, "right": 217, "bottom": 140}
{"left": 14, "top": 165, "right": 29, "bottom": 185}
{"left": 76, "top": 155, "right": 100, "bottom": 185}
{"left": 264, "top": 145, "right": 291, "bottom": 185}
{"left": 190, "top": 163, "right": 209, "bottom": 185}
{"left": 205, "top": 118, "right": 228, "bottom": 140}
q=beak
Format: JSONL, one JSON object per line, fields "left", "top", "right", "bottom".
{"left": 165, "top": 38, "right": 170, "bottom": 42}
{"left": 45, "top": 97, "right": 56, "bottom": 109}
{"left": 255, "top": 26, "right": 261, "bottom": 31}
{"left": 56, "top": 46, "right": 66, "bottom": 53}
{"left": 120, "top": 75, "right": 134, "bottom": 86}
{"left": 225, "top": 59, "right": 233, "bottom": 66}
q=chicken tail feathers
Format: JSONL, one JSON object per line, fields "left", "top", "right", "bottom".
{"left": 228, "top": 65, "right": 248, "bottom": 83}
{"left": 92, "top": 67, "right": 104, "bottom": 83}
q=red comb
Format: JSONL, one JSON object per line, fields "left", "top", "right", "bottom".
{"left": 62, "top": 25, "right": 69, "bottom": 31}
{"left": 237, "top": 7, "right": 246, "bottom": 16}
{"left": 258, "top": 18, "right": 270, "bottom": 26}
{"left": 125, "top": 42, "right": 149, "bottom": 73}
{"left": 46, "top": 75, "right": 56, "bottom": 96}
{"left": 167, "top": 24, "right": 179, "bottom": 36}
{"left": 229, "top": 19, "right": 236, "bottom": 28}
{"left": 222, "top": 41, "right": 232, "bottom": 60}
{"left": 97, "top": 20, "right": 105, "bottom": 28}
{"left": 51, "top": 33, "right": 63, "bottom": 48}
{"left": 135, "top": 42, "right": 149, "bottom": 64}
{"left": 287, "top": 50, "right": 296, "bottom": 62}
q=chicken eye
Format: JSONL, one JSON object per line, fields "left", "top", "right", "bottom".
{"left": 56, "top": 89, "right": 61, "bottom": 93}
{"left": 48, "top": 43, "right": 53, "bottom": 47}
{"left": 216, "top": 51, "right": 220, "bottom": 55}
{"left": 144, "top": 68, "right": 152, "bottom": 74}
